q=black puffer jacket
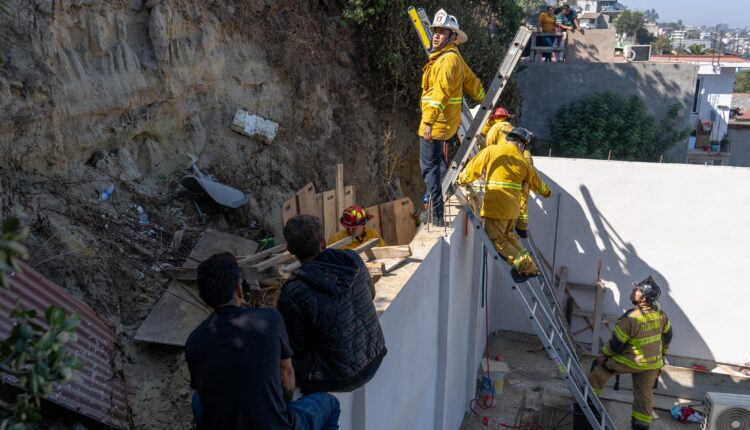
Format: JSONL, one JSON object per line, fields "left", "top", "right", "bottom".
{"left": 277, "top": 248, "right": 387, "bottom": 393}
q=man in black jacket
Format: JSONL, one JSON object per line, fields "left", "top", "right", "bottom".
{"left": 278, "top": 215, "right": 387, "bottom": 394}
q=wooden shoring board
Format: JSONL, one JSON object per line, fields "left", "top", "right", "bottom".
{"left": 296, "top": 182, "right": 317, "bottom": 216}
{"left": 237, "top": 244, "right": 287, "bottom": 265}
{"left": 369, "top": 245, "right": 411, "bottom": 260}
{"left": 379, "top": 197, "right": 417, "bottom": 245}
{"left": 336, "top": 164, "right": 345, "bottom": 230}
{"left": 344, "top": 185, "right": 355, "bottom": 208}
{"left": 364, "top": 205, "right": 382, "bottom": 237}
{"left": 322, "top": 190, "right": 337, "bottom": 240}
{"left": 314, "top": 192, "right": 324, "bottom": 223}
{"left": 282, "top": 195, "right": 298, "bottom": 226}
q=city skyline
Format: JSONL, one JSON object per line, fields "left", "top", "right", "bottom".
{"left": 620, "top": 0, "right": 748, "bottom": 29}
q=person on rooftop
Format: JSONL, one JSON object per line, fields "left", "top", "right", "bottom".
{"left": 279, "top": 215, "right": 387, "bottom": 395}
{"left": 327, "top": 205, "right": 386, "bottom": 250}
{"left": 538, "top": 6, "right": 557, "bottom": 62}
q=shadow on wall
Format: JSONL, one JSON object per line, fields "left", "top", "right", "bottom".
{"left": 533, "top": 172, "right": 714, "bottom": 368}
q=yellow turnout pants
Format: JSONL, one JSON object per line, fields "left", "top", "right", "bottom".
{"left": 588, "top": 360, "right": 660, "bottom": 429}
{"left": 485, "top": 218, "right": 538, "bottom": 275}
{"left": 516, "top": 184, "right": 530, "bottom": 231}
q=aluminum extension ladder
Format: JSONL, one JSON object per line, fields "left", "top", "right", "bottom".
{"left": 455, "top": 187, "right": 617, "bottom": 430}
{"left": 408, "top": 8, "right": 617, "bottom": 429}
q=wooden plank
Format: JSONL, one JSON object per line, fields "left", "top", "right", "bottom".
{"left": 335, "top": 164, "right": 345, "bottom": 230}
{"left": 314, "top": 192, "right": 324, "bottom": 221}
{"left": 364, "top": 261, "right": 385, "bottom": 276}
{"left": 344, "top": 185, "right": 355, "bottom": 208}
{"left": 322, "top": 190, "right": 337, "bottom": 240}
{"left": 278, "top": 236, "right": 353, "bottom": 275}
{"left": 184, "top": 229, "right": 258, "bottom": 268}
{"left": 282, "top": 195, "right": 298, "bottom": 226}
{"left": 162, "top": 265, "right": 260, "bottom": 281}
{"left": 253, "top": 252, "right": 296, "bottom": 272}
{"left": 236, "top": 244, "right": 287, "bottom": 265}
{"left": 370, "top": 245, "right": 411, "bottom": 260}
{"left": 296, "top": 182, "right": 316, "bottom": 215}
{"left": 380, "top": 198, "right": 416, "bottom": 245}
{"left": 591, "top": 281, "right": 605, "bottom": 354}
{"left": 364, "top": 205, "right": 382, "bottom": 236}
{"left": 352, "top": 238, "right": 381, "bottom": 257}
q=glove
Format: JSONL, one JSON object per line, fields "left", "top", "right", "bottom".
{"left": 515, "top": 228, "right": 528, "bottom": 239}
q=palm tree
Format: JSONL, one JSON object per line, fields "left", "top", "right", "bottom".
{"left": 681, "top": 44, "right": 709, "bottom": 55}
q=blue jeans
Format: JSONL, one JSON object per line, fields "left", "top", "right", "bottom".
{"left": 192, "top": 391, "right": 340, "bottom": 430}
{"left": 419, "top": 137, "right": 447, "bottom": 219}
{"left": 288, "top": 392, "right": 340, "bottom": 430}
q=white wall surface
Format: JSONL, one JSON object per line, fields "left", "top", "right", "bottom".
{"left": 696, "top": 67, "right": 735, "bottom": 141}
{"left": 526, "top": 157, "right": 750, "bottom": 365}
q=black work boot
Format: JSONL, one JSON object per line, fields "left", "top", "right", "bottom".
{"left": 511, "top": 268, "right": 531, "bottom": 283}
{"left": 515, "top": 228, "right": 528, "bottom": 238}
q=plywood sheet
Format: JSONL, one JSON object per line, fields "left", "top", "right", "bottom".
{"left": 344, "top": 185, "right": 355, "bottom": 207}
{"left": 314, "top": 192, "right": 324, "bottom": 221}
{"left": 365, "top": 205, "right": 382, "bottom": 237}
{"left": 282, "top": 195, "right": 298, "bottom": 226}
{"left": 135, "top": 282, "right": 209, "bottom": 346}
{"left": 379, "top": 198, "right": 416, "bottom": 246}
{"left": 184, "top": 229, "right": 258, "bottom": 267}
{"left": 322, "top": 190, "right": 338, "bottom": 241}
{"left": 296, "top": 182, "right": 316, "bottom": 215}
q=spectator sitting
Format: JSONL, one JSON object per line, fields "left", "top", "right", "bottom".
{"left": 279, "top": 215, "right": 387, "bottom": 394}
{"left": 185, "top": 253, "right": 340, "bottom": 430}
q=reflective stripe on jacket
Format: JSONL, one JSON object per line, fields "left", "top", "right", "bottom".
{"left": 602, "top": 306, "right": 672, "bottom": 370}
{"left": 418, "top": 44, "right": 485, "bottom": 141}
{"left": 457, "top": 142, "right": 550, "bottom": 220}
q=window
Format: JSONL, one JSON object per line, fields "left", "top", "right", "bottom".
{"left": 692, "top": 78, "right": 703, "bottom": 114}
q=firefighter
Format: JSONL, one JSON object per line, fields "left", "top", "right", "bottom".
{"left": 419, "top": 9, "right": 485, "bottom": 226}
{"left": 515, "top": 138, "right": 534, "bottom": 239}
{"left": 480, "top": 107, "right": 514, "bottom": 148}
{"left": 327, "top": 205, "right": 386, "bottom": 251}
{"left": 456, "top": 127, "right": 552, "bottom": 283}
{"left": 579, "top": 276, "right": 673, "bottom": 430}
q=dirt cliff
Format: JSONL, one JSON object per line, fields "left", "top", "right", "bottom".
{"left": 0, "top": 0, "right": 418, "bottom": 427}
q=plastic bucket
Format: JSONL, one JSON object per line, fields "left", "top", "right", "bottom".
{"left": 480, "top": 360, "right": 509, "bottom": 396}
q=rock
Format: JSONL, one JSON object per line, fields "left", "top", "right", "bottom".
{"left": 144, "top": 0, "right": 160, "bottom": 9}
{"left": 131, "top": 0, "right": 144, "bottom": 11}
{"left": 148, "top": 5, "right": 170, "bottom": 62}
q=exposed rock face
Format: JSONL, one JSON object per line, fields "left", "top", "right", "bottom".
{"left": 0, "top": 1, "right": 419, "bottom": 427}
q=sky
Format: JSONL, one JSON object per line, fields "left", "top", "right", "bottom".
{"left": 619, "top": 0, "right": 749, "bottom": 29}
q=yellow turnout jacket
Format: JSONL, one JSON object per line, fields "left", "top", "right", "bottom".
{"left": 327, "top": 227, "right": 386, "bottom": 251}
{"left": 418, "top": 44, "right": 485, "bottom": 141}
{"left": 457, "top": 143, "right": 551, "bottom": 220}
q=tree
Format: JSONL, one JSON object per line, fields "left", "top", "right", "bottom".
{"left": 686, "top": 29, "right": 700, "bottom": 39}
{"left": 615, "top": 10, "right": 646, "bottom": 38}
{"left": 735, "top": 70, "right": 750, "bottom": 93}
{"left": 551, "top": 92, "right": 690, "bottom": 161}
{"left": 0, "top": 218, "right": 83, "bottom": 429}
{"left": 636, "top": 27, "right": 655, "bottom": 45}
{"left": 652, "top": 36, "right": 673, "bottom": 54}
{"left": 643, "top": 8, "right": 659, "bottom": 23}
{"left": 682, "top": 44, "right": 709, "bottom": 55}
{"left": 515, "top": 0, "right": 547, "bottom": 25}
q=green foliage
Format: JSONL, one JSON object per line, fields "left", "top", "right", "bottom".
{"left": 682, "top": 44, "right": 709, "bottom": 55}
{"left": 651, "top": 36, "right": 673, "bottom": 54}
{"left": 635, "top": 27, "right": 654, "bottom": 45}
{"left": 735, "top": 70, "right": 750, "bottom": 93}
{"left": 643, "top": 8, "right": 658, "bottom": 23}
{"left": 340, "top": 0, "right": 524, "bottom": 111}
{"left": 0, "top": 219, "right": 83, "bottom": 430}
{"left": 615, "top": 10, "right": 645, "bottom": 38}
{"left": 515, "top": 0, "right": 547, "bottom": 24}
{"left": 551, "top": 92, "right": 690, "bottom": 161}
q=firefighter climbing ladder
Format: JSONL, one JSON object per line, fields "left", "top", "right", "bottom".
{"left": 409, "top": 8, "right": 617, "bottom": 429}
{"left": 456, "top": 187, "right": 617, "bottom": 430}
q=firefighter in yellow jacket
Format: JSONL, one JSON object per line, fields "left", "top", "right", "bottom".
{"left": 456, "top": 127, "right": 551, "bottom": 282}
{"left": 480, "top": 107, "right": 514, "bottom": 148}
{"left": 327, "top": 205, "right": 386, "bottom": 251}
{"left": 419, "top": 9, "right": 485, "bottom": 226}
{"left": 579, "top": 276, "right": 673, "bottom": 430}
{"left": 515, "top": 147, "right": 534, "bottom": 239}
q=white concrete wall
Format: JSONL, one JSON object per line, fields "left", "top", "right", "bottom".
{"left": 695, "top": 67, "right": 735, "bottom": 142}
{"left": 525, "top": 157, "right": 750, "bottom": 365}
{"left": 334, "top": 212, "right": 506, "bottom": 430}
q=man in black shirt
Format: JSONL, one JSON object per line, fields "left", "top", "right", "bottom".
{"left": 185, "top": 253, "right": 340, "bottom": 430}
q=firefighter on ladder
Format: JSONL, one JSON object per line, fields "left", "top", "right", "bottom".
{"left": 456, "top": 127, "right": 552, "bottom": 283}
{"left": 479, "top": 107, "right": 514, "bottom": 149}
{"left": 577, "top": 276, "right": 673, "bottom": 430}
{"left": 515, "top": 140, "right": 534, "bottom": 239}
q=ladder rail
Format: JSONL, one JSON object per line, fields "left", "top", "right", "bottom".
{"left": 455, "top": 187, "right": 618, "bottom": 430}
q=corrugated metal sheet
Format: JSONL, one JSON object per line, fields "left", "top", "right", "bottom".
{"left": 0, "top": 262, "right": 128, "bottom": 429}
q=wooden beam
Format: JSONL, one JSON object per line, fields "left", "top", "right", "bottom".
{"left": 369, "top": 245, "right": 412, "bottom": 260}
{"left": 364, "top": 261, "right": 385, "bottom": 276}
{"left": 253, "top": 252, "right": 296, "bottom": 272}
{"left": 277, "top": 236, "right": 354, "bottom": 275}
{"left": 236, "top": 244, "right": 287, "bottom": 265}
{"left": 335, "top": 164, "right": 345, "bottom": 229}
{"left": 353, "top": 238, "right": 381, "bottom": 256}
